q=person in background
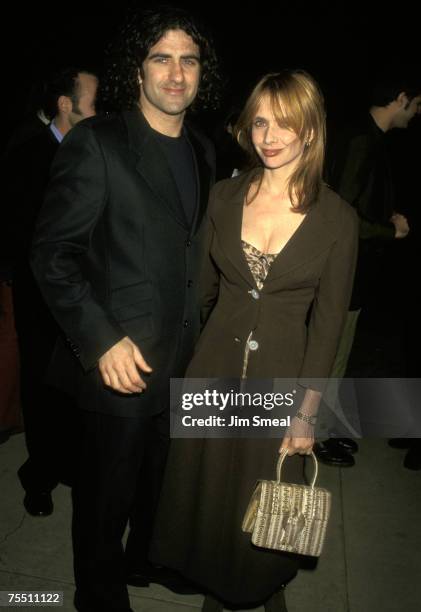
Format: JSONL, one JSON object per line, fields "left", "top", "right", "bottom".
{"left": 2, "top": 67, "right": 98, "bottom": 516}
{"left": 316, "top": 69, "right": 421, "bottom": 467}
{"left": 213, "top": 107, "right": 246, "bottom": 179}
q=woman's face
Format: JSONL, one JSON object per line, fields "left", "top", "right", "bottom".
{"left": 251, "top": 95, "right": 305, "bottom": 171}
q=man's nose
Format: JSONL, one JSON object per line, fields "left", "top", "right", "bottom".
{"left": 168, "top": 61, "right": 184, "bottom": 82}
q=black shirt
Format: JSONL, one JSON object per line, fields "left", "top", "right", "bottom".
{"left": 326, "top": 113, "right": 397, "bottom": 309}
{"left": 154, "top": 130, "right": 197, "bottom": 226}
{"left": 327, "top": 113, "right": 395, "bottom": 240}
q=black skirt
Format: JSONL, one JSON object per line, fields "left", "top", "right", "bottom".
{"left": 150, "top": 436, "right": 304, "bottom": 606}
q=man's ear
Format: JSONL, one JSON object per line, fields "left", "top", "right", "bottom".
{"left": 396, "top": 91, "right": 408, "bottom": 108}
{"left": 57, "top": 95, "right": 72, "bottom": 114}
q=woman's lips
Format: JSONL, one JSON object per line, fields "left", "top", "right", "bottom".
{"left": 261, "top": 148, "right": 283, "bottom": 157}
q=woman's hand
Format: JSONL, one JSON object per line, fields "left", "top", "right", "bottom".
{"left": 279, "top": 387, "right": 321, "bottom": 455}
{"left": 279, "top": 416, "right": 315, "bottom": 456}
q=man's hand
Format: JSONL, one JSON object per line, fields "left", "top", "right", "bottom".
{"left": 98, "top": 336, "right": 153, "bottom": 394}
{"left": 390, "top": 213, "right": 410, "bottom": 239}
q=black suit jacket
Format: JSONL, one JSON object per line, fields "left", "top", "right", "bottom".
{"left": 2, "top": 125, "right": 59, "bottom": 273}
{"left": 31, "top": 110, "right": 215, "bottom": 416}
{"left": 3, "top": 125, "right": 60, "bottom": 361}
{"left": 327, "top": 114, "right": 396, "bottom": 238}
{"left": 326, "top": 114, "right": 396, "bottom": 309}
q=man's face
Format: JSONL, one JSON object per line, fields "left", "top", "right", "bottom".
{"left": 139, "top": 29, "right": 201, "bottom": 122}
{"left": 69, "top": 73, "right": 98, "bottom": 127}
{"left": 392, "top": 93, "right": 421, "bottom": 129}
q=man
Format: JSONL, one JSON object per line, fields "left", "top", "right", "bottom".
{"left": 316, "top": 71, "right": 421, "bottom": 466}
{"left": 2, "top": 67, "right": 98, "bottom": 515}
{"left": 31, "top": 7, "right": 219, "bottom": 612}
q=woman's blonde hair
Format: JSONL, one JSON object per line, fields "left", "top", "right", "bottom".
{"left": 234, "top": 70, "right": 326, "bottom": 212}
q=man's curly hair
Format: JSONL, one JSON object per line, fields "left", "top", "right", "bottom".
{"left": 98, "top": 5, "right": 221, "bottom": 113}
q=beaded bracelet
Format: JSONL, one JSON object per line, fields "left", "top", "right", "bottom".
{"left": 296, "top": 410, "right": 317, "bottom": 426}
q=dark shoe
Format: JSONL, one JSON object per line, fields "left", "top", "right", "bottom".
{"left": 18, "top": 461, "right": 58, "bottom": 493}
{"left": 127, "top": 563, "right": 201, "bottom": 594}
{"left": 403, "top": 445, "right": 421, "bottom": 470}
{"left": 314, "top": 440, "right": 355, "bottom": 467}
{"left": 202, "top": 594, "right": 223, "bottom": 612}
{"left": 265, "top": 587, "right": 288, "bottom": 611}
{"left": 23, "top": 491, "right": 53, "bottom": 516}
{"left": 388, "top": 438, "right": 412, "bottom": 449}
{"left": 331, "top": 437, "right": 359, "bottom": 454}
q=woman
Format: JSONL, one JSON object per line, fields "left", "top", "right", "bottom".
{"left": 150, "top": 70, "right": 358, "bottom": 611}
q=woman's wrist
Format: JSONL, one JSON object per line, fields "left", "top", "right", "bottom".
{"left": 295, "top": 410, "right": 317, "bottom": 426}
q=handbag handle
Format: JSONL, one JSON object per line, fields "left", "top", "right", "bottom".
{"left": 277, "top": 450, "right": 319, "bottom": 488}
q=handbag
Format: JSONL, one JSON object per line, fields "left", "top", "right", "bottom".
{"left": 242, "top": 450, "right": 331, "bottom": 557}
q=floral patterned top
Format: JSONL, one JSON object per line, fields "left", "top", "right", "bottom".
{"left": 240, "top": 240, "right": 279, "bottom": 378}
{"left": 241, "top": 240, "right": 278, "bottom": 289}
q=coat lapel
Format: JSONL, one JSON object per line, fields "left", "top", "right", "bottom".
{"left": 212, "top": 173, "right": 338, "bottom": 288}
{"left": 123, "top": 110, "right": 187, "bottom": 228}
{"left": 265, "top": 185, "right": 337, "bottom": 283}
{"left": 212, "top": 171, "right": 258, "bottom": 287}
{"left": 184, "top": 123, "right": 214, "bottom": 237}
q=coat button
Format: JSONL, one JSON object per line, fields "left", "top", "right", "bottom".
{"left": 186, "top": 239, "right": 192, "bottom": 247}
{"left": 248, "top": 340, "right": 259, "bottom": 351}
{"left": 183, "top": 320, "right": 189, "bottom": 327}
{"left": 249, "top": 289, "right": 260, "bottom": 300}
{"left": 234, "top": 337, "right": 241, "bottom": 343}
{"left": 187, "top": 280, "right": 193, "bottom": 288}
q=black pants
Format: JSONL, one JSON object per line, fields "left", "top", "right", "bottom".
{"left": 17, "top": 384, "right": 75, "bottom": 491}
{"left": 72, "top": 407, "right": 170, "bottom": 612}
{"left": 16, "top": 323, "right": 76, "bottom": 492}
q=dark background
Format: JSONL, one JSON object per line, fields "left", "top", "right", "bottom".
{"left": 1, "top": 0, "right": 420, "bottom": 232}
{"left": 1, "top": 0, "right": 419, "bottom": 140}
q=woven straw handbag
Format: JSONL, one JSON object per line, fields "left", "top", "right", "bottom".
{"left": 242, "top": 450, "right": 331, "bottom": 557}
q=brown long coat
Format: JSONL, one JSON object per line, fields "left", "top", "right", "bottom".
{"left": 191, "top": 170, "right": 359, "bottom": 382}
{"left": 150, "top": 171, "right": 358, "bottom": 605}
